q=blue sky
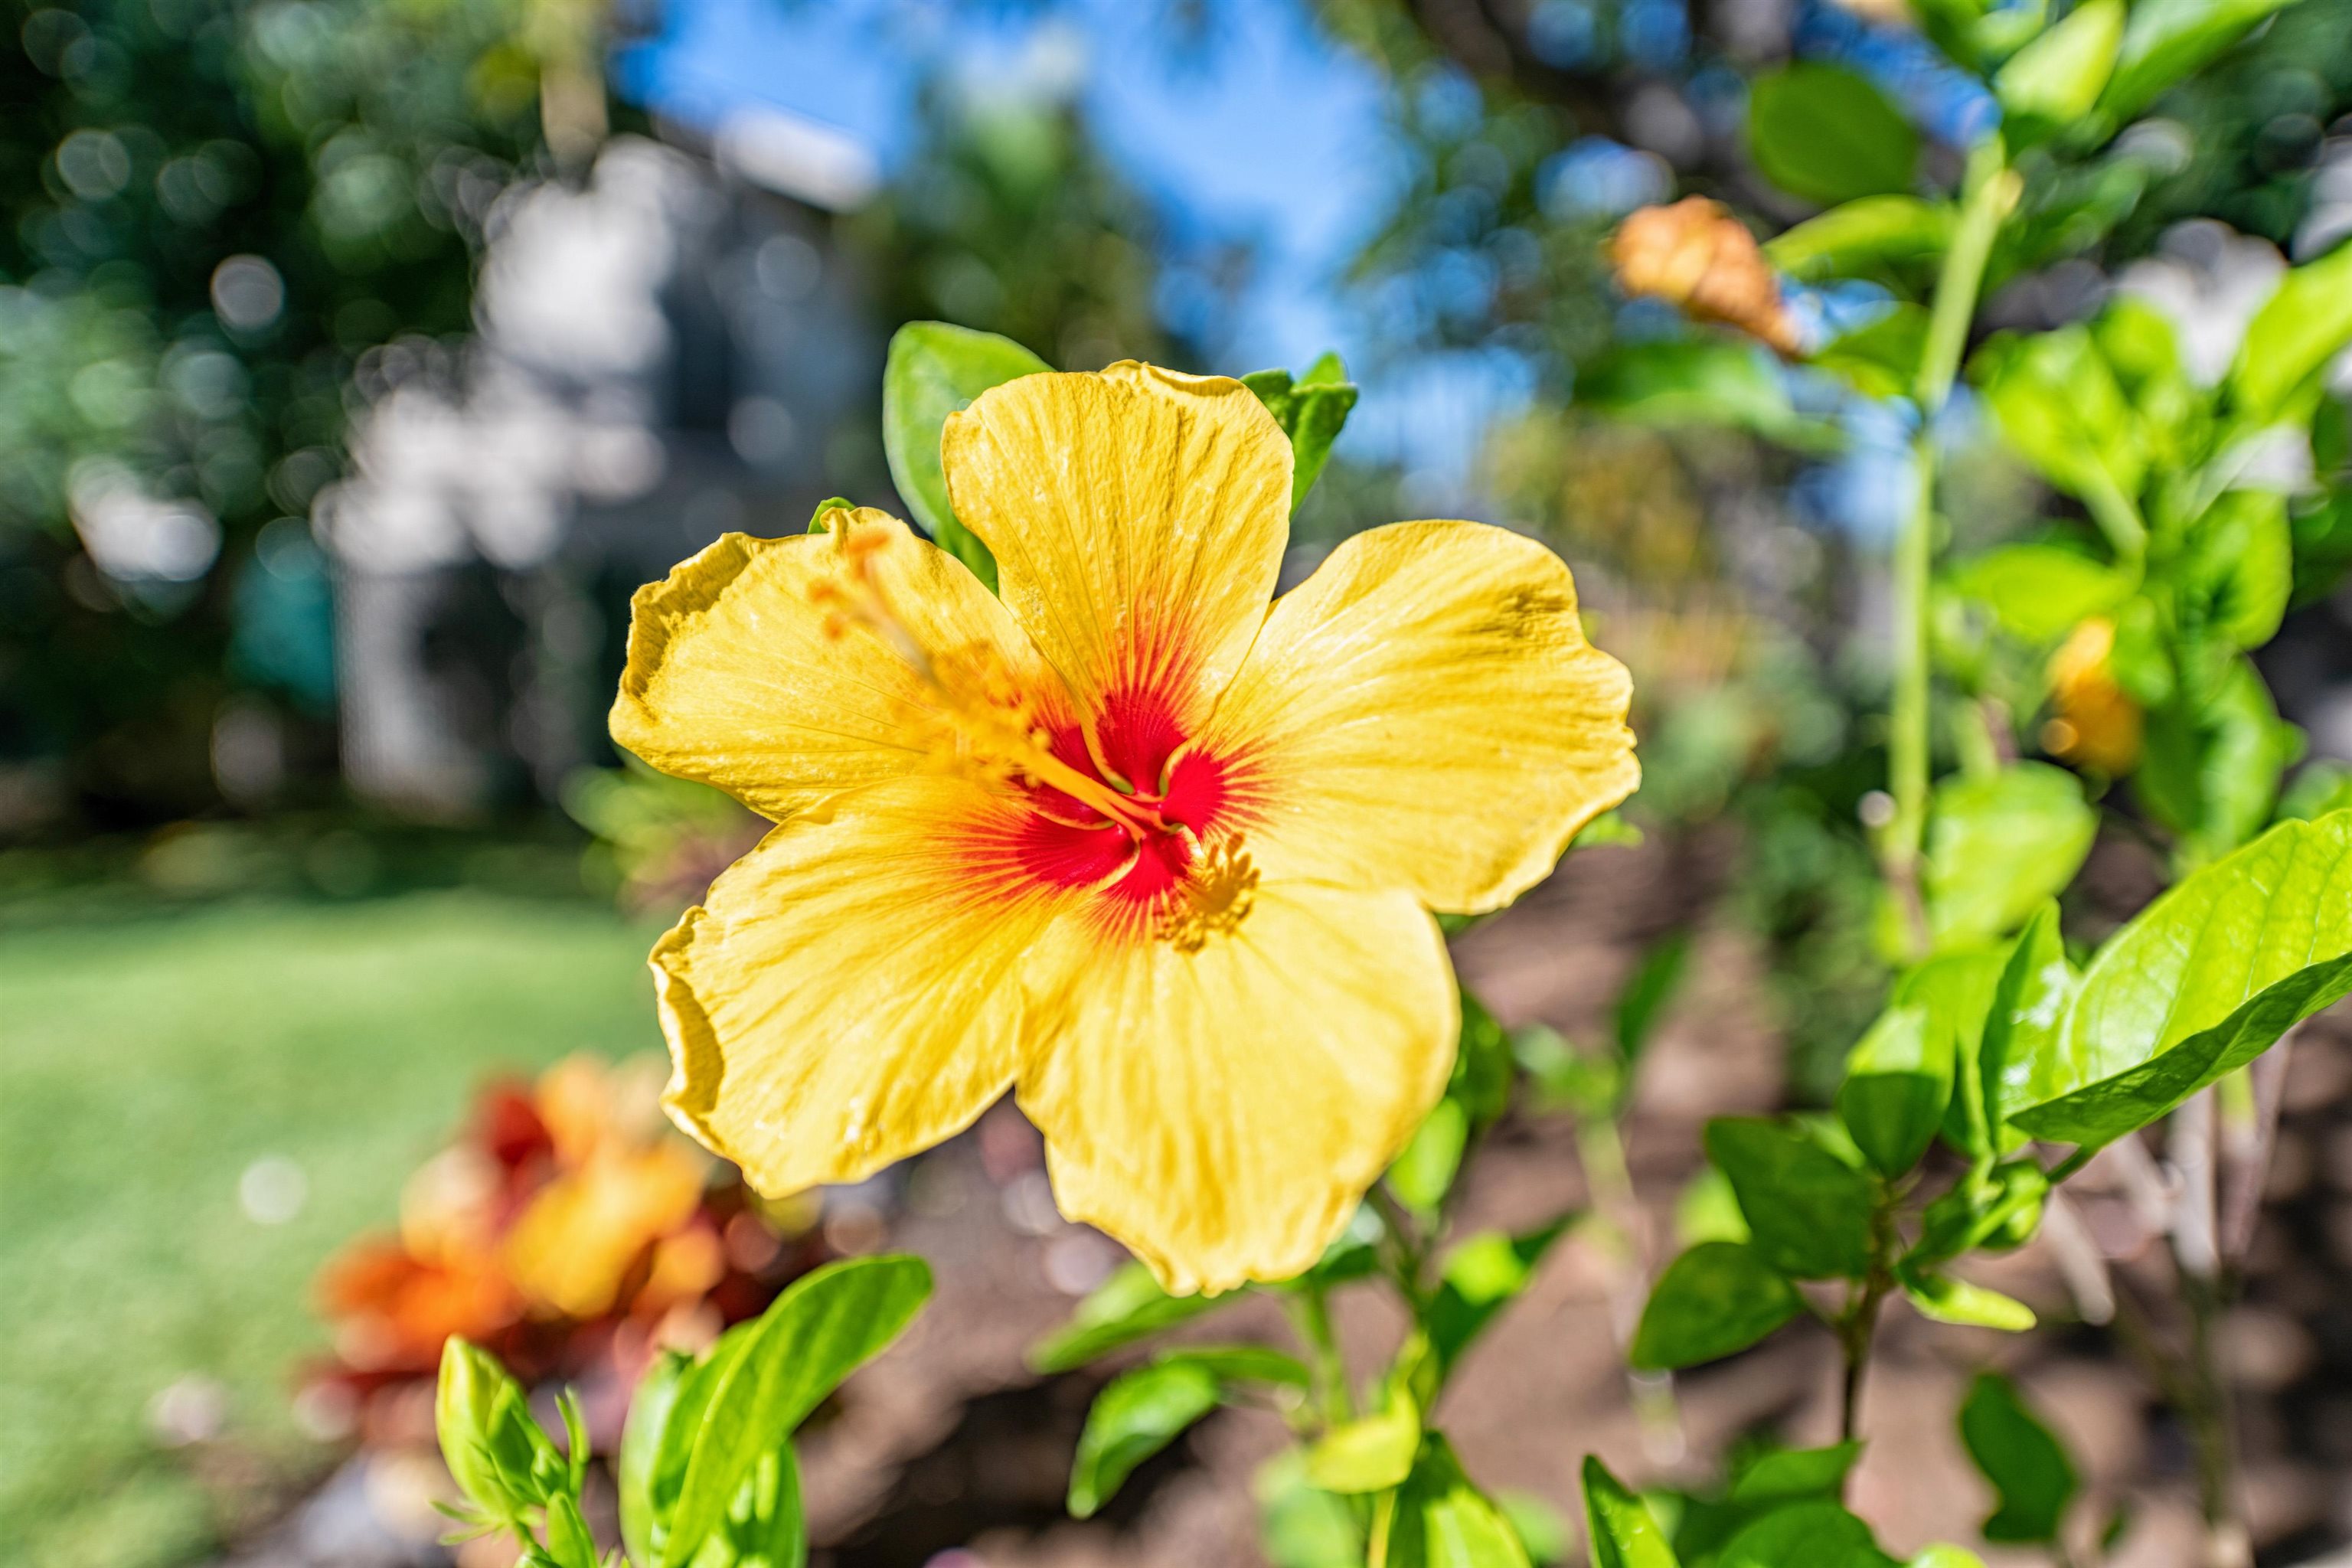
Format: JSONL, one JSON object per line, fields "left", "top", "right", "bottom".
{"left": 615, "top": 0, "right": 1526, "bottom": 487}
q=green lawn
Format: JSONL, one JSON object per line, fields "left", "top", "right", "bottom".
{"left": 1, "top": 890, "right": 664, "bottom": 1567}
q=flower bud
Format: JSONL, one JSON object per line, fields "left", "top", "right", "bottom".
{"left": 2043, "top": 617, "right": 2142, "bottom": 775}
{"left": 436, "top": 1337, "right": 563, "bottom": 1526}
{"left": 1609, "top": 197, "right": 1800, "bottom": 355}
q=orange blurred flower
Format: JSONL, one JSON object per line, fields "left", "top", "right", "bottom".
{"left": 1609, "top": 197, "right": 1801, "bottom": 355}
{"left": 2043, "top": 617, "right": 2143, "bottom": 774}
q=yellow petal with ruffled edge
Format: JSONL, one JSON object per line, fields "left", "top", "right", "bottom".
{"left": 1202, "top": 520, "right": 1639, "bottom": 915}
{"left": 652, "top": 774, "right": 1077, "bottom": 1194}
{"left": 610, "top": 510, "right": 1058, "bottom": 822}
{"left": 1016, "top": 884, "right": 1458, "bottom": 1295}
{"left": 941, "top": 363, "right": 1290, "bottom": 730}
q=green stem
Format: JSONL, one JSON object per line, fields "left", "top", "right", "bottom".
{"left": 1884, "top": 137, "right": 2017, "bottom": 957}
{"left": 1838, "top": 1197, "right": 1900, "bottom": 1446}
{"left": 1289, "top": 1284, "right": 1354, "bottom": 1429}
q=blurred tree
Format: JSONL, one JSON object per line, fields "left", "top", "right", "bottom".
{"left": 0, "top": 0, "right": 619, "bottom": 828}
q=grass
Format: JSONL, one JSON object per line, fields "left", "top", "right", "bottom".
{"left": 0, "top": 887, "right": 664, "bottom": 1567}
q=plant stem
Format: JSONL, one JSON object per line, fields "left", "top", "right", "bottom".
{"left": 1289, "top": 1282, "right": 1354, "bottom": 1429}
{"left": 1838, "top": 1196, "right": 1900, "bottom": 1444}
{"left": 1884, "top": 139, "right": 2017, "bottom": 956}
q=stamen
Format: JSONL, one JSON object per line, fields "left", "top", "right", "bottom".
{"left": 1156, "top": 837, "right": 1258, "bottom": 952}
{"left": 810, "top": 521, "right": 1182, "bottom": 841}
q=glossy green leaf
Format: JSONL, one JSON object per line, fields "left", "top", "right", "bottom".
{"left": 683, "top": 1446, "right": 807, "bottom": 1568}
{"left": 1499, "top": 1491, "right": 1573, "bottom": 1565}
{"left": 619, "top": 1350, "right": 690, "bottom": 1568}
{"left": 667, "top": 1256, "right": 932, "bottom": 1566}
{"left": 1371, "top": 1435, "right": 1534, "bottom": 1568}
{"left": 1426, "top": 1217, "right": 1578, "bottom": 1374}
{"left": 1899, "top": 1267, "right": 2036, "bottom": 1331}
{"left": 1717, "top": 1499, "right": 1900, "bottom": 1568}
{"left": 1946, "top": 544, "right": 2134, "bottom": 644}
{"left": 1974, "top": 326, "right": 2144, "bottom": 511}
{"left": 1958, "top": 1373, "right": 2078, "bottom": 1543}
{"left": 1996, "top": 0, "right": 2124, "bottom": 133}
{"left": 1031, "top": 1260, "right": 1221, "bottom": 1372}
{"left": 1748, "top": 64, "right": 1920, "bottom": 206}
{"left": 1067, "top": 1357, "right": 1223, "bottom": 1518}
{"left": 1836, "top": 1004, "right": 1952, "bottom": 1177}
{"left": 544, "top": 1494, "right": 601, "bottom": 1568}
{"left": 1576, "top": 340, "right": 1838, "bottom": 451}
{"left": 1703, "top": 1119, "right": 1874, "bottom": 1279}
{"left": 1242, "top": 357, "right": 1360, "bottom": 512}
{"left": 2099, "top": 0, "right": 2309, "bottom": 128}
{"left": 2007, "top": 811, "right": 2352, "bottom": 1145}
{"left": 1631, "top": 1243, "right": 1803, "bottom": 1370}
{"left": 1766, "top": 198, "right": 1953, "bottom": 282}
{"left": 1981, "top": 904, "right": 2074, "bottom": 1139}
{"left": 639, "top": 1328, "right": 754, "bottom": 1567}
{"left": 1582, "top": 1455, "right": 1683, "bottom": 1568}
{"left": 1305, "top": 1393, "right": 1423, "bottom": 1494}
{"left": 1726, "top": 1443, "right": 1864, "bottom": 1504}
{"left": 2138, "top": 658, "right": 2304, "bottom": 865}
{"left": 1922, "top": 764, "right": 2098, "bottom": 953}
{"left": 1811, "top": 306, "right": 1930, "bottom": 400}
{"left": 804, "top": 496, "right": 854, "bottom": 534}
{"left": 880, "top": 322, "right": 1050, "bottom": 589}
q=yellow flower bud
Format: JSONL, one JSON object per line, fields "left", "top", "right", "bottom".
{"left": 2044, "top": 617, "right": 2142, "bottom": 775}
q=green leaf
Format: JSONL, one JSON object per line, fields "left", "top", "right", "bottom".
{"left": 666, "top": 1256, "right": 932, "bottom": 1566}
{"left": 1426, "top": 1217, "right": 1578, "bottom": 1374}
{"left": 1747, "top": 64, "right": 1919, "bottom": 207}
{"left": 1811, "top": 306, "right": 1930, "bottom": 400}
{"left": 1973, "top": 327, "right": 2144, "bottom": 512}
{"left": 1631, "top": 1243, "right": 1803, "bottom": 1370}
{"left": 1995, "top": 0, "right": 2124, "bottom": 135}
{"left": 1898, "top": 1267, "right": 2036, "bottom": 1331}
{"left": 1576, "top": 340, "right": 1838, "bottom": 451}
{"left": 1836, "top": 1004, "right": 1952, "bottom": 1177}
{"left": 880, "top": 322, "right": 1050, "bottom": 589}
{"left": 2007, "top": 811, "right": 2352, "bottom": 1145}
{"left": 1499, "top": 1491, "right": 1573, "bottom": 1565}
{"left": 1242, "top": 359, "right": 1361, "bottom": 513}
{"left": 2099, "top": 0, "right": 2308, "bottom": 126}
{"left": 1727, "top": 1444, "right": 1864, "bottom": 1504}
{"left": 2141, "top": 658, "right": 2305, "bottom": 864}
{"left": 1030, "top": 1260, "right": 1221, "bottom": 1373}
{"left": 1676, "top": 1166, "right": 1751, "bottom": 1247}
{"left": 1703, "top": 1119, "right": 1874, "bottom": 1279}
{"left": 1582, "top": 1455, "right": 1684, "bottom": 1568}
{"left": 1258, "top": 1449, "right": 1367, "bottom": 1568}
{"left": 1370, "top": 1434, "right": 1534, "bottom": 1568}
{"left": 1457, "top": 985, "right": 1516, "bottom": 1126}
{"left": 2179, "top": 488, "right": 2293, "bottom": 652}
{"left": 1766, "top": 198, "right": 1953, "bottom": 283}
{"left": 1391, "top": 1097, "right": 1472, "bottom": 1215}
{"left": 1922, "top": 764, "right": 2098, "bottom": 953}
{"left": 704, "top": 1445, "right": 808, "bottom": 1568}
{"left": 1893, "top": 950, "right": 2009, "bottom": 1159}
{"left": 435, "top": 1338, "right": 566, "bottom": 1528}
{"left": 1981, "top": 904, "right": 2073, "bottom": 1142}
{"left": 1958, "top": 1372, "right": 2079, "bottom": 1542}
{"left": 1717, "top": 1499, "right": 1900, "bottom": 1568}
{"left": 1946, "top": 544, "right": 2134, "bottom": 644}
{"left": 804, "top": 496, "right": 854, "bottom": 534}
{"left": 619, "top": 1350, "right": 689, "bottom": 1568}
{"left": 1906, "top": 1550, "right": 1989, "bottom": 1568}
{"left": 1067, "top": 1357, "right": 1223, "bottom": 1518}
{"left": 1913, "top": 1160, "right": 2050, "bottom": 1266}
{"left": 1615, "top": 931, "right": 1691, "bottom": 1065}
{"left": 544, "top": 1494, "right": 601, "bottom": 1568}
{"left": 1305, "top": 1392, "right": 1423, "bottom": 1494}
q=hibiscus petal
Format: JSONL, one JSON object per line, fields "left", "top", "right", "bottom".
{"left": 1204, "top": 520, "right": 1639, "bottom": 914}
{"left": 941, "top": 363, "right": 1290, "bottom": 729}
{"left": 611, "top": 511, "right": 1059, "bottom": 822}
{"left": 652, "top": 775, "right": 1073, "bottom": 1194}
{"left": 1018, "top": 884, "right": 1458, "bottom": 1295}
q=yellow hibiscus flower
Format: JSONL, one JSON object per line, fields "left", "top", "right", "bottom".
{"left": 612, "top": 362, "right": 1638, "bottom": 1293}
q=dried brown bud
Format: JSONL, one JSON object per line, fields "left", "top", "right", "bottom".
{"left": 1609, "top": 196, "right": 1801, "bottom": 356}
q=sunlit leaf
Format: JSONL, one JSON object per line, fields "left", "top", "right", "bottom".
{"left": 1958, "top": 1372, "right": 2079, "bottom": 1543}
{"left": 1922, "top": 764, "right": 2098, "bottom": 954}
{"left": 619, "top": 1350, "right": 689, "bottom": 1568}
{"left": 1747, "top": 64, "right": 1920, "bottom": 206}
{"left": 1258, "top": 1449, "right": 1366, "bottom": 1568}
{"left": 1767, "top": 198, "right": 1952, "bottom": 283}
{"left": 1067, "top": 1357, "right": 1223, "bottom": 1518}
{"left": 2007, "top": 810, "right": 2352, "bottom": 1145}
{"left": 1370, "top": 1434, "right": 1534, "bottom": 1568}
{"left": 1996, "top": 0, "right": 2124, "bottom": 136}
{"left": 1836, "top": 1004, "right": 1951, "bottom": 1178}
{"left": 1242, "top": 357, "right": 1360, "bottom": 512}
{"left": 880, "top": 322, "right": 1050, "bottom": 589}
{"left": 1717, "top": 1498, "right": 1900, "bottom": 1568}
{"left": 1425, "top": 1217, "right": 1578, "bottom": 1374}
{"left": 2099, "top": 0, "right": 2311, "bottom": 129}
{"left": 1582, "top": 1455, "right": 1683, "bottom": 1568}
{"left": 1946, "top": 544, "right": 2134, "bottom": 645}
{"left": 1704, "top": 1118, "right": 1874, "bottom": 1279}
{"left": 1305, "top": 1392, "right": 1422, "bottom": 1494}
{"left": 1898, "top": 1267, "right": 2035, "bottom": 1331}
{"left": 1031, "top": 1260, "right": 1222, "bottom": 1373}
{"left": 1726, "top": 1443, "right": 1864, "bottom": 1504}
{"left": 1631, "top": 1243, "right": 1803, "bottom": 1370}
